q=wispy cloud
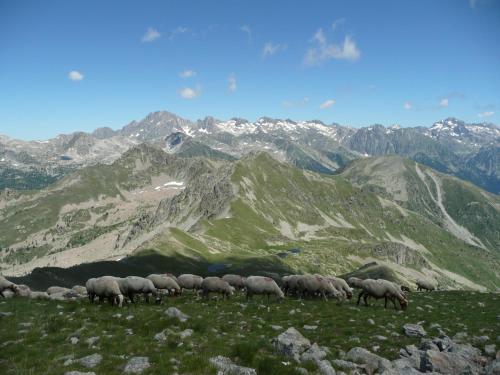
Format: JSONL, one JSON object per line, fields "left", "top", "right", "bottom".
{"left": 319, "top": 99, "right": 336, "bottom": 109}
{"left": 68, "top": 70, "right": 84, "bottom": 81}
{"left": 478, "top": 111, "right": 494, "bottom": 118}
{"left": 332, "top": 18, "right": 346, "bottom": 31}
{"left": 262, "top": 42, "right": 286, "bottom": 58}
{"left": 141, "top": 27, "right": 161, "bottom": 43}
{"left": 240, "top": 25, "right": 252, "bottom": 42}
{"left": 178, "top": 86, "right": 201, "bottom": 99}
{"left": 439, "top": 98, "right": 449, "bottom": 108}
{"left": 169, "top": 27, "right": 190, "bottom": 40}
{"left": 304, "top": 28, "right": 361, "bottom": 66}
{"left": 283, "top": 97, "right": 309, "bottom": 108}
{"left": 469, "top": 0, "right": 478, "bottom": 8}
{"left": 179, "top": 70, "right": 196, "bottom": 78}
{"left": 404, "top": 101, "right": 412, "bottom": 110}
{"left": 228, "top": 74, "right": 237, "bottom": 92}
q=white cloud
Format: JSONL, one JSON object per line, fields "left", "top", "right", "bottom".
{"left": 319, "top": 99, "right": 336, "bottom": 109}
{"left": 332, "top": 18, "right": 346, "bottom": 31}
{"left": 439, "top": 98, "right": 449, "bottom": 107}
{"left": 478, "top": 111, "right": 494, "bottom": 118}
{"left": 179, "top": 70, "right": 196, "bottom": 78}
{"left": 469, "top": 0, "right": 478, "bottom": 8}
{"left": 304, "top": 28, "right": 361, "bottom": 66}
{"left": 262, "top": 42, "right": 286, "bottom": 58}
{"left": 283, "top": 97, "right": 309, "bottom": 108}
{"left": 228, "top": 74, "right": 237, "bottom": 92}
{"left": 178, "top": 86, "right": 201, "bottom": 99}
{"left": 141, "top": 27, "right": 161, "bottom": 43}
{"left": 169, "top": 27, "right": 189, "bottom": 40}
{"left": 68, "top": 70, "right": 84, "bottom": 81}
{"left": 240, "top": 25, "right": 252, "bottom": 42}
{"left": 404, "top": 101, "right": 412, "bottom": 110}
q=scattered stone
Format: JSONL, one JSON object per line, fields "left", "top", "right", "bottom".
{"left": 367, "top": 318, "right": 375, "bottom": 325}
{"left": 374, "top": 335, "right": 388, "bottom": 341}
{"left": 179, "top": 329, "right": 193, "bottom": 340}
{"left": 19, "top": 322, "right": 32, "bottom": 328}
{"left": 0, "top": 312, "right": 13, "bottom": 317}
{"left": 78, "top": 354, "right": 102, "bottom": 369}
{"left": 124, "top": 357, "right": 150, "bottom": 374}
{"left": 69, "top": 337, "right": 79, "bottom": 345}
{"left": 453, "top": 332, "right": 468, "bottom": 342}
{"left": 64, "top": 372, "right": 96, "bottom": 375}
{"left": 473, "top": 335, "right": 490, "bottom": 344}
{"left": 316, "top": 359, "right": 336, "bottom": 375}
{"left": 85, "top": 337, "right": 99, "bottom": 346}
{"left": 300, "top": 343, "right": 328, "bottom": 363}
{"left": 303, "top": 325, "right": 318, "bottom": 330}
{"left": 271, "top": 325, "right": 283, "bottom": 331}
{"left": 154, "top": 331, "right": 167, "bottom": 342}
{"left": 403, "top": 324, "right": 427, "bottom": 338}
{"left": 165, "top": 307, "right": 189, "bottom": 322}
{"left": 332, "top": 359, "right": 359, "bottom": 371}
{"left": 209, "top": 355, "right": 257, "bottom": 375}
{"left": 346, "top": 347, "right": 392, "bottom": 374}
{"left": 272, "top": 328, "right": 311, "bottom": 362}
{"left": 485, "top": 344, "right": 496, "bottom": 357}
{"left": 125, "top": 329, "right": 134, "bottom": 336}
{"left": 485, "top": 359, "right": 500, "bottom": 375}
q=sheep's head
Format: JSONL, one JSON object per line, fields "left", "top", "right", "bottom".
{"left": 11, "top": 284, "right": 21, "bottom": 295}
{"left": 346, "top": 291, "right": 353, "bottom": 300}
{"left": 399, "top": 297, "right": 408, "bottom": 310}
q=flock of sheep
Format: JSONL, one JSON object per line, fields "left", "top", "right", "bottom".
{"left": 1, "top": 273, "right": 437, "bottom": 310}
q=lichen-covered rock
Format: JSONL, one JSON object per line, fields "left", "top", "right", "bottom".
{"left": 272, "top": 327, "right": 311, "bottom": 362}
{"left": 209, "top": 355, "right": 257, "bottom": 375}
{"left": 124, "top": 357, "right": 150, "bottom": 374}
{"left": 403, "top": 324, "right": 427, "bottom": 338}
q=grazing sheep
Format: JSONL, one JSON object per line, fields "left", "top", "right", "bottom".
{"left": 165, "top": 273, "right": 179, "bottom": 283}
{"left": 416, "top": 279, "right": 436, "bottom": 292}
{"left": 201, "top": 277, "right": 234, "bottom": 300}
{"left": 222, "top": 274, "right": 247, "bottom": 291}
{"left": 16, "top": 284, "right": 32, "bottom": 297}
{"left": 177, "top": 274, "right": 204, "bottom": 292}
{"left": 244, "top": 276, "right": 284, "bottom": 302}
{"left": 0, "top": 276, "right": 19, "bottom": 298}
{"left": 282, "top": 275, "right": 304, "bottom": 296}
{"left": 328, "top": 277, "right": 353, "bottom": 300}
{"left": 86, "top": 278, "right": 97, "bottom": 303}
{"left": 357, "top": 279, "right": 407, "bottom": 310}
{"left": 297, "top": 275, "right": 340, "bottom": 301}
{"left": 147, "top": 274, "right": 181, "bottom": 298}
{"left": 115, "top": 276, "right": 158, "bottom": 303}
{"left": 91, "top": 276, "right": 124, "bottom": 307}
{"left": 347, "top": 277, "right": 365, "bottom": 289}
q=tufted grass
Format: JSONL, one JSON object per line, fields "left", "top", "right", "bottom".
{"left": 0, "top": 291, "right": 499, "bottom": 375}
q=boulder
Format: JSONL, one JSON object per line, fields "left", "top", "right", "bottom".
{"left": 209, "top": 355, "right": 257, "bottom": 375}
{"left": 421, "top": 350, "right": 480, "bottom": 374}
{"left": 345, "top": 347, "right": 392, "bottom": 375}
{"left": 124, "top": 357, "right": 150, "bottom": 374}
{"left": 301, "top": 343, "right": 329, "bottom": 363}
{"left": 485, "top": 359, "right": 500, "bottom": 375}
{"left": 403, "top": 324, "right": 427, "bottom": 338}
{"left": 272, "top": 328, "right": 311, "bottom": 362}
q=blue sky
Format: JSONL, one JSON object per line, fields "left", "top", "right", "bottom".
{"left": 0, "top": 0, "right": 499, "bottom": 140}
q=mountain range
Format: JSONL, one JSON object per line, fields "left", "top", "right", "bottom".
{"left": 1, "top": 142, "right": 499, "bottom": 290}
{"left": 1, "top": 111, "right": 499, "bottom": 193}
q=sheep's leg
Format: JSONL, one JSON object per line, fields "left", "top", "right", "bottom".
{"left": 322, "top": 291, "right": 327, "bottom": 302}
{"left": 357, "top": 291, "right": 364, "bottom": 305}
{"left": 0, "top": 291, "right": 4, "bottom": 298}
{"left": 392, "top": 298, "right": 398, "bottom": 310}
{"left": 363, "top": 294, "right": 369, "bottom": 306}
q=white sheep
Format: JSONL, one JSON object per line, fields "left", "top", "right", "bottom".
{"left": 357, "top": 279, "right": 408, "bottom": 310}
{"left": 90, "top": 276, "right": 124, "bottom": 307}
{"left": 0, "top": 275, "right": 20, "bottom": 297}
{"left": 177, "top": 274, "right": 204, "bottom": 292}
{"left": 416, "top": 278, "right": 436, "bottom": 292}
{"left": 86, "top": 278, "right": 98, "bottom": 303}
{"left": 201, "top": 277, "right": 234, "bottom": 300}
{"left": 147, "top": 274, "right": 181, "bottom": 298}
{"left": 222, "top": 274, "right": 247, "bottom": 291}
{"left": 282, "top": 275, "right": 304, "bottom": 296}
{"left": 328, "top": 277, "right": 353, "bottom": 300}
{"left": 297, "top": 275, "right": 340, "bottom": 301}
{"left": 115, "top": 276, "right": 158, "bottom": 303}
{"left": 347, "top": 277, "right": 365, "bottom": 289}
{"left": 244, "top": 276, "right": 284, "bottom": 302}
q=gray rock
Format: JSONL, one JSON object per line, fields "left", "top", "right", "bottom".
{"left": 0, "top": 311, "right": 13, "bottom": 317}
{"left": 421, "top": 349, "right": 480, "bottom": 374}
{"left": 485, "top": 344, "right": 496, "bottom": 357}
{"left": 332, "top": 359, "right": 359, "bottom": 370}
{"left": 432, "top": 336, "right": 453, "bottom": 352}
{"left": 345, "top": 347, "right": 392, "bottom": 374}
{"left": 209, "top": 355, "right": 257, "bottom": 375}
{"left": 78, "top": 354, "right": 102, "bottom": 369}
{"left": 398, "top": 345, "right": 422, "bottom": 369}
{"left": 419, "top": 339, "right": 439, "bottom": 352}
{"left": 485, "top": 359, "right": 500, "bottom": 375}
{"left": 403, "top": 324, "right": 427, "bottom": 338}
{"left": 154, "top": 331, "right": 167, "bottom": 342}
{"left": 64, "top": 372, "right": 96, "bottom": 375}
{"left": 473, "top": 335, "right": 490, "bottom": 344}
{"left": 316, "top": 359, "right": 336, "bottom": 375}
{"left": 165, "top": 307, "right": 189, "bottom": 322}
{"left": 69, "top": 337, "right": 79, "bottom": 345}
{"left": 270, "top": 325, "right": 283, "bottom": 331}
{"left": 303, "top": 325, "right": 318, "bottom": 330}
{"left": 272, "top": 327, "right": 311, "bottom": 362}
{"left": 124, "top": 357, "right": 150, "bottom": 374}
{"left": 85, "top": 337, "right": 99, "bottom": 346}
{"left": 300, "top": 343, "right": 328, "bottom": 363}
{"left": 453, "top": 332, "right": 468, "bottom": 342}
{"left": 367, "top": 319, "right": 375, "bottom": 325}
{"left": 179, "top": 329, "right": 193, "bottom": 339}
